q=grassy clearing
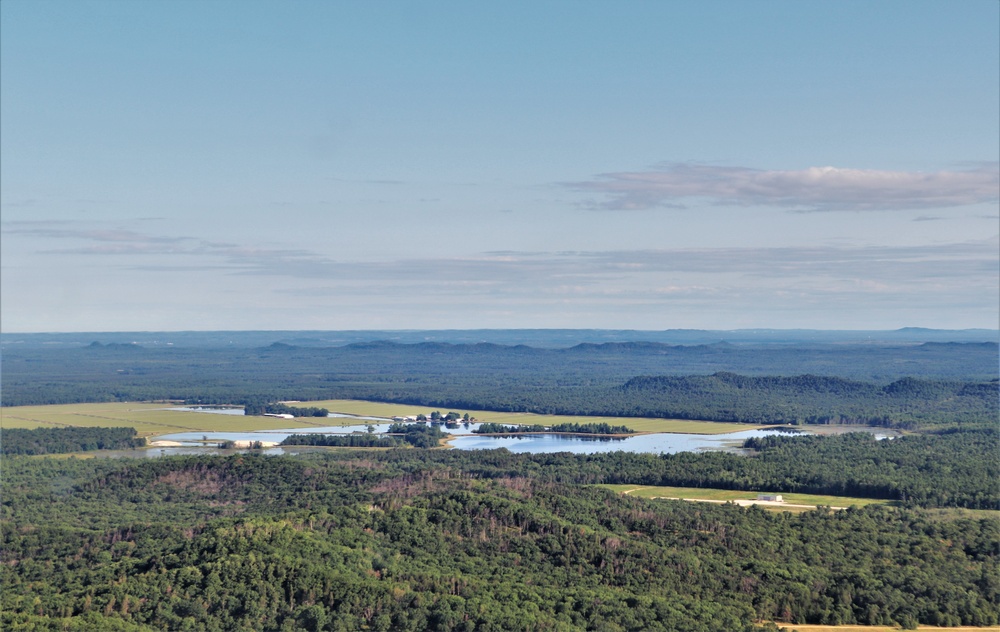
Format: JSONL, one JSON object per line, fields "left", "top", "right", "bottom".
{"left": 1, "top": 400, "right": 764, "bottom": 439}
{"left": 605, "top": 486, "right": 1000, "bottom": 520}
{"left": 772, "top": 627, "right": 996, "bottom": 632}
{"left": 602, "top": 484, "right": 894, "bottom": 512}
{"left": 0, "top": 403, "right": 320, "bottom": 437}
{"left": 296, "top": 399, "right": 757, "bottom": 434}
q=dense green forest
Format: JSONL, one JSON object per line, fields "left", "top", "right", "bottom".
{"left": 2, "top": 334, "right": 997, "bottom": 630}
{"left": 2, "top": 342, "right": 996, "bottom": 429}
{"left": 0, "top": 426, "right": 145, "bottom": 455}
{"left": 2, "top": 450, "right": 997, "bottom": 631}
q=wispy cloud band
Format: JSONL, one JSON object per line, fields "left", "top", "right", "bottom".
{"left": 3, "top": 220, "right": 997, "bottom": 329}
{"left": 570, "top": 163, "right": 1000, "bottom": 211}
{"left": 5, "top": 220, "right": 995, "bottom": 291}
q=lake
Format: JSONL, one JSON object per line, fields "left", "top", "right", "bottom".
{"left": 140, "top": 424, "right": 830, "bottom": 458}
{"left": 447, "top": 428, "right": 793, "bottom": 454}
{"left": 137, "top": 408, "right": 897, "bottom": 458}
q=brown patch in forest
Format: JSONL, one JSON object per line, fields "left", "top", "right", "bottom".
{"left": 371, "top": 470, "right": 457, "bottom": 499}
{"left": 492, "top": 476, "right": 535, "bottom": 498}
{"left": 154, "top": 470, "right": 227, "bottom": 495}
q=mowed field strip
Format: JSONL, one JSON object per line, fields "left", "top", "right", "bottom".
{"left": 1, "top": 400, "right": 763, "bottom": 439}
{"left": 770, "top": 627, "right": 998, "bottom": 632}
{"left": 602, "top": 484, "right": 895, "bottom": 513}
{"left": 0, "top": 402, "right": 322, "bottom": 437}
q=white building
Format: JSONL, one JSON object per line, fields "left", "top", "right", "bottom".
{"left": 757, "top": 494, "right": 784, "bottom": 502}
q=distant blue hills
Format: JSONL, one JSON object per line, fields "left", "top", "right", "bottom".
{"left": 1, "top": 328, "right": 997, "bottom": 348}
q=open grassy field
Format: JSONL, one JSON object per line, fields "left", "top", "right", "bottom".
{"left": 0, "top": 402, "right": 322, "bottom": 437}
{"left": 2, "top": 400, "right": 761, "bottom": 439}
{"left": 772, "top": 627, "right": 998, "bottom": 632}
{"left": 601, "top": 484, "right": 895, "bottom": 512}
{"left": 296, "top": 399, "right": 758, "bottom": 434}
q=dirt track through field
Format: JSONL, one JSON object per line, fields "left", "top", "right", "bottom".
{"left": 655, "top": 497, "right": 846, "bottom": 510}
{"left": 773, "top": 626, "right": 998, "bottom": 632}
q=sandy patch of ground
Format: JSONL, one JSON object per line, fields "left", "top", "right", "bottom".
{"left": 149, "top": 440, "right": 184, "bottom": 447}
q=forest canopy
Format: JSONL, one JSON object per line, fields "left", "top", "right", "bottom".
{"left": 2, "top": 450, "right": 997, "bottom": 631}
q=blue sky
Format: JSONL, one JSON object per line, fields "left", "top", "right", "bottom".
{"left": 2, "top": 0, "right": 997, "bottom": 332}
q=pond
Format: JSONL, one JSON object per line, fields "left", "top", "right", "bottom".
{"left": 447, "top": 428, "right": 792, "bottom": 455}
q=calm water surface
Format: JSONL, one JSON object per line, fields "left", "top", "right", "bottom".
{"left": 142, "top": 408, "right": 897, "bottom": 458}
{"left": 449, "top": 428, "right": 791, "bottom": 454}
{"left": 145, "top": 425, "right": 819, "bottom": 457}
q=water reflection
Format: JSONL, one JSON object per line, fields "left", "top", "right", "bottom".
{"left": 154, "top": 422, "right": 485, "bottom": 447}
{"left": 96, "top": 446, "right": 363, "bottom": 459}
{"left": 142, "top": 416, "right": 897, "bottom": 458}
{"left": 448, "top": 428, "right": 789, "bottom": 455}
{"left": 144, "top": 426, "right": 805, "bottom": 456}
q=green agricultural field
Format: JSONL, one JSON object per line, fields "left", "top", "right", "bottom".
{"left": 601, "top": 484, "right": 895, "bottom": 512}
{"left": 296, "top": 399, "right": 757, "bottom": 434}
{"left": 0, "top": 403, "right": 321, "bottom": 437}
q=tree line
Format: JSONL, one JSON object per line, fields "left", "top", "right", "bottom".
{"left": 2, "top": 450, "right": 997, "bottom": 631}
{"left": 278, "top": 425, "right": 446, "bottom": 449}
{"left": 0, "top": 426, "right": 145, "bottom": 455}
{"left": 242, "top": 400, "right": 329, "bottom": 417}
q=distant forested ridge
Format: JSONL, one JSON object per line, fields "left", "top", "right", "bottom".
{"left": 2, "top": 450, "right": 997, "bottom": 631}
{"left": 0, "top": 426, "right": 144, "bottom": 455}
{"left": 614, "top": 373, "right": 999, "bottom": 428}
{"left": 1, "top": 341, "right": 996, "bottom": 429}
{"left": 4, "top": 327, "right": 996, "bottom": 348}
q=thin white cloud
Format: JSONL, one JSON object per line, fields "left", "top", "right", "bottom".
{"left": 3, "top": 224, "right": 190, "bottom": 246}
{"left": 4, "top": 221, "right": 997, "bottom": 329}
{"left": 7, "top": 221, "right": 995, "bottom": 291}
{"left": 569, "top": 163, "right": 1000, "bottom": 211}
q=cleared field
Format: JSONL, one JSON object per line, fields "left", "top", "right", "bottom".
{"left": 602, "top": 484, "right": 894, "bottom": 512}
{"left": 772, "top": 627, "right": 997, "bottom": 632}
{"left": 0, "top": 403, "right": 322, "bottom": 437}
{"left": 1, "top": 400, "right": 760, "bottom": 439}
{"left": 296, "top": 399, "right": 758, "bottom": 434}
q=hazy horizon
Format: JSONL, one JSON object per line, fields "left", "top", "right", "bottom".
{"left": 2, "top": 1, "right": 998, "bottom": 332}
